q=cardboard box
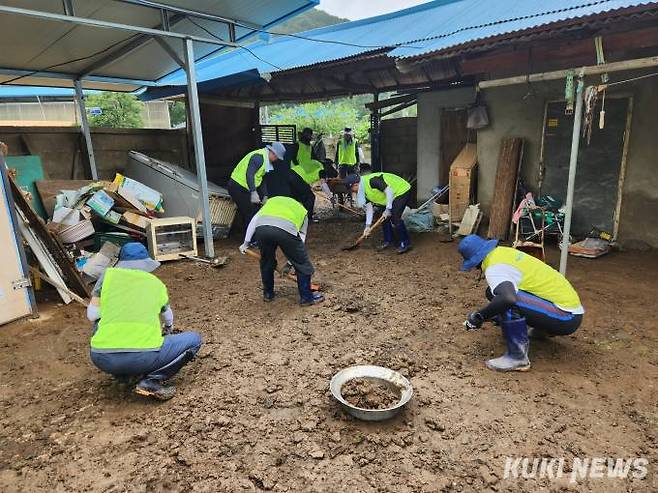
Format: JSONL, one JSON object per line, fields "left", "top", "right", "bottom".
{"left": 87, "top": 189, "right": 114, "bottom": 217}
{"left": 449, "top": 144, "right": 477, "bottom": 221}
{"left": 113, "top": 173, "right": 163, "bottom": 212}
{"left": 122, "top": 211, "right": 150, "bottom": 231}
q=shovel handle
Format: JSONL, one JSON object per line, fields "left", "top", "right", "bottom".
{"left": 245, "top": 249, "right": 321, "bottom": 291}
{"left": 313, "top": 191, "right": 362, "bottom": 216}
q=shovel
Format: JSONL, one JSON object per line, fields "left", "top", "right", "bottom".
{"left": 342, "top": 214, "right": 387, "bottom": 251}
{"left": 313, "top": 191, "right": 363, "bottom": 217}
{"left": 244, "top": 249, "right": 321, "bottom": 291}
{"left": 179, "top": 253, "right": 229, "bottom": 268}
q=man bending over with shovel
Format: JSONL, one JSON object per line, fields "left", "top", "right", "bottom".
{"left": 87, "top": 243, "right": 202, "bottom": 400}
{"left": 345, "top": 164, "right": 413, "bottom": 254}
{"left": 458, "top": 235, "right": 584, "bottom": 372}
{"left": 239, "top": 195, "right": 324, "bottom": 306}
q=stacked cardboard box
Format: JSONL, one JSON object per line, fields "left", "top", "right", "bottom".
{"left": 449, "top": 144, "right": 478, "bottom": 222}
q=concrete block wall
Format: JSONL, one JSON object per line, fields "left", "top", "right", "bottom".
{"left": 0, "top": 126, "right": 189, "bottom": 180}
{"left": 380, "top": 117, "right": 417, "bottom": 178}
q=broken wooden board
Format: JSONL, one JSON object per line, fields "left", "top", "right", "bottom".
{"left": 456, "top": 204, "right": 482, "bottom": 236}
{"left": 11, "top": 176, "right": 90, "bottom": 298}
{"left": 487, "top": 137, "right": 523, "bottom": 240}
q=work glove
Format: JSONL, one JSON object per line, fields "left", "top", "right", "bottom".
{"left": 464, "top": 312, "right": 484, "bottom": 331}
{"left": 363, "top": 225, "right": 372, "bottom": 238}
{"left": 382, "top": 208, "right": 392, "bottom": 219}
{"left": 250, "top": 191, "right": 260, "bottom": 204}
{"left": 239, "top": 242, "right": 250, "bottom": 255}
{"left": 162, "top": 323, "right": 174, "bottom": 335}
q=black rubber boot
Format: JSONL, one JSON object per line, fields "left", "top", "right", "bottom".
{"left": 262, "top": 268, "right": 275, "bottom": 302}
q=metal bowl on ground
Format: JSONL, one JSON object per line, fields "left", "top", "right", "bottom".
{"left": 330, "top": 365, "right": 413, "bottom": 422}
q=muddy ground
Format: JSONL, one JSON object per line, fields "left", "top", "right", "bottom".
{"left": 0, "top": 217, "right": 657, "bottom": 492}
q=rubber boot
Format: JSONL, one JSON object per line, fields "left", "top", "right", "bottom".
{"left": 396, "top": 222, "right": 412, "bottom": 254}
{"left": 377, "top": 220, "right": 394, "bottom": 251}
{"left": 262, "top": 268, "right": 275, "bottom": 302}
{"left": 297, "top": 273, "right": 324, "bottom": 306}
{"left": 485, "top": 317, "right": 531, "bottom": 372}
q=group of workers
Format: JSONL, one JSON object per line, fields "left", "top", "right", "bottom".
{"left": 87, "top": 127, "right": 583, "bottom": 400}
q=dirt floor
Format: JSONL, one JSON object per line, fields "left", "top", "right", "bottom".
{"left": 1, "top": 216, "right": 657, "bottom": 492}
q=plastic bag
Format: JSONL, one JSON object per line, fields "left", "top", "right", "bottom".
{"left": 403, "top": 208, "right": 435, "bottom": 233}
{"left": 467, "top": 105, "right": 489, "bottom": 129}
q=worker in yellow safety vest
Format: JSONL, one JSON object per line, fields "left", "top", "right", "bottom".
{"left": 345, "top": 164, "right": 413, "bottom": 254}
{"left": 239, "top": 196, "right": 323, "bottom": 306}
{"left": 87, "top": 243, "right": 202, "bottom": 400}
{"left": 458, "top": 235, "right": 584, "bottom": 372}
{"left": 335, "top": 127, "right": 360, "bottom": 178}
{"left": 291, "top": 127, "right": 333, "bottom": 199}
{"left": 228, "top": 142, "right": 286, "bottom": 235}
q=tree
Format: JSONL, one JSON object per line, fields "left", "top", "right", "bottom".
{"left": 86, "top": 92, "right": 144, "bottom": 128}
{"left": 267, "top": 96, "right": 372, "bottom": 142}
{"left": 169, "top": 101, "right": 187, "bottom": 128}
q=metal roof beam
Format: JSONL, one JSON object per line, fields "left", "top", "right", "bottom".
{"left": 79, "top": 14, "right": 187, "bottom": 77}
{"left": 113, "top": 0, "right": 261, "bottom": 30}
{"left": 0, "top": 5, "right": 238, "bottom": 48}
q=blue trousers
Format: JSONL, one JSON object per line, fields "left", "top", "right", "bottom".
{"left": 90, "top": 332, "right": 202, "bottom": 381}
{"left": 486, "top": 288, "right": 582, "bottom": 336}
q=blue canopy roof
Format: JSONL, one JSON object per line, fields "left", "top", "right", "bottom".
{"left": 3, "top": 0, "right": 653, "bottom": 100}
{"left": 140, "top": 0, "right": 653, "bottom": 99}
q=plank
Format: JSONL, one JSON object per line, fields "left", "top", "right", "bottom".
{"left": 10, "top": 176, "right": 90, "bottom": 298}
{"left": 487, "top": 137, "right": 523, "bottom": 240}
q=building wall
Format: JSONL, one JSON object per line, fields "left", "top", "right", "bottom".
{"left": 416, "top": 87, "right": 476, "bottom": 200}
{"left": 0, "top": 126, "right": 188, "bottom": 180}
{"left": 475, "top": 75, "right": 658, "bottom": 248}
{"left": 380, "top": 117, "right": 417, "bottom": 178}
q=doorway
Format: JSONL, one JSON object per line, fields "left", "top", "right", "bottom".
{"left": 440, "top": 108, "right": 472, "bottom": 187}
{"left": 540, "top": 97, "right": 631, "bottom": 238}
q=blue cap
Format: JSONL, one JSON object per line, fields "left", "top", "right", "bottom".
{"left": 458, "top": 235, "right": 498, "bottom": 271}
{"left": 266, "top": 142, "right": 286, "bottom": 161}
{"left": 116, "top": 242, "right": 160, "bottom": 272}
{"left": 119, "top": 242, "right": 150, "bottom": 261}
{"left": 344, "top": 173, "right": 360, "bottom": 188}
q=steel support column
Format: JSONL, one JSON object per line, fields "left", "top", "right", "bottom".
{"left": 73, "top": 80, "right": 98, "bottom": 180}
{"left": 559, "top": 71, "right": 585, "bottom": 275}
{"left": 183, "top": 38, "right": 214, "bottom": 258}
{"left": 370, "top": 93, "right": 381, "bottom": 171}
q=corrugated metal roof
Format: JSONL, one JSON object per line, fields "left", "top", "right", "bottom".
{"left": 0, "top": 0, "right": 317, "bottom": 91}
{"left": 148, "top": 0, "right": 656, "bottom": 95}
{"left": 390, "top": 0, "right": 658, "bottom": 59}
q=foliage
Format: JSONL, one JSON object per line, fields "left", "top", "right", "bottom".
{"left": 169, "top": 101, "right": 187, "bottom": 127}
{"left": 86, "top": 92, "right": 143, "bottom": 128}
{"left": 274, "top": 8, "right": 348, "bottom": 35}
{"left": 267, "top": 96, "right": 372, "bottom": 142}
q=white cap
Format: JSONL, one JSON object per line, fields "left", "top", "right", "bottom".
{"left": 266, "top": 142, "right": 286, "bottom": 160}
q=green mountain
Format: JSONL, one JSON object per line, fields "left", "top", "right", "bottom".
{"left": 273, "top": 8, "right": 348, "bottom": 35}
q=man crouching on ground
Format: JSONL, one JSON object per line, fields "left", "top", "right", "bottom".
{"left": 458, "top": 235, "right": 584, "bottom": 372}
{"left": 87, "top": 243, "right": 202, "bottom": 400}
